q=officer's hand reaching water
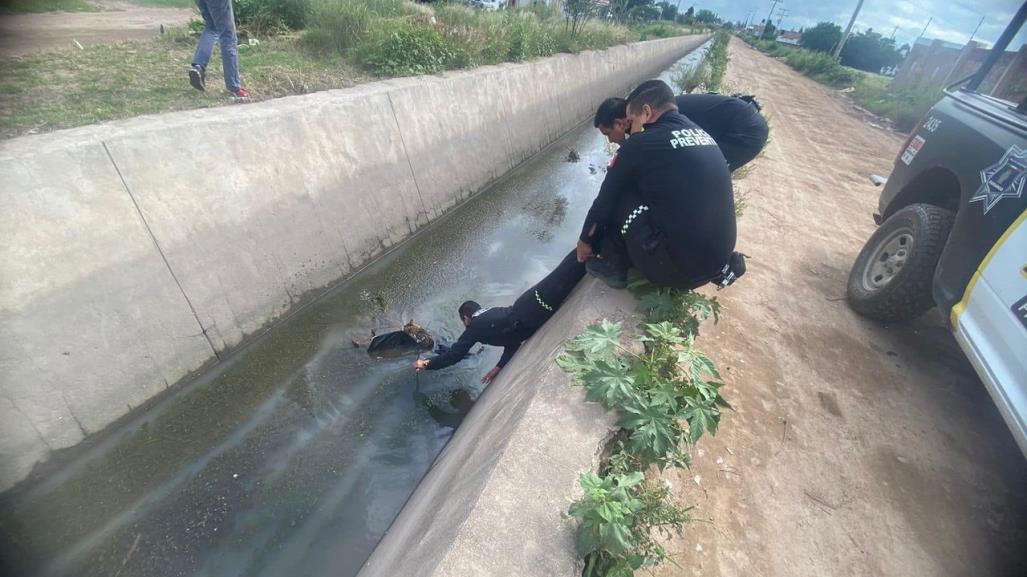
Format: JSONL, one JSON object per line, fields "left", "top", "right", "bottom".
{"left": 481, "top": 367, "right": 501, "bottom": 384}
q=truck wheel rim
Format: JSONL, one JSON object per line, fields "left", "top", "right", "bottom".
{"left": 863, "top": 227, "right": 914, "bottom": 291}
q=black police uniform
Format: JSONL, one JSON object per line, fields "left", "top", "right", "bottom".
{"left": 425, "top": 249, "right": 585, "bottom": 371}
{"left": 580, "top": 111, "right": 736, "bottom": 289}
{"left": 675, "top": 94, "right": 768, "bottom": 171}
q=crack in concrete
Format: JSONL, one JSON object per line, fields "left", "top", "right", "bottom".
{"left": 101, "top": 140, "right": 222, "bottom": 362}
{"left": 2, "top": 394, "right": 52, "bottom": 450}
{"left": 387, "top": 92, "right": 430, "bottom": 223}
{"left": 59, "top": 390, "right": 89, "bottom": 438}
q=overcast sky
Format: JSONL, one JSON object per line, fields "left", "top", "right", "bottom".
{"left": 690, "top": 0, "right": 1026, "bottom": 50}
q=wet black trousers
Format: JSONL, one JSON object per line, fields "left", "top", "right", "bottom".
{"left": 596, "top": 195, "right": 715, "bottom": 290}
{"left": 510, "top": 249, "right": 587, "bottom": 331}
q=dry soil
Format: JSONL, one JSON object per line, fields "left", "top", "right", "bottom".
{"left": 0, "top": 0, "right": 194, "bottom": 56}
{"left": 656, "top": 38, "right": 1027, "bottom": 577}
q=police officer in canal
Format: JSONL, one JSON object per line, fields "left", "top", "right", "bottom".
{"left": 412, "top": 249, "right": 585, "bottom": 383}
{"left": 578, "top": 79, "right": 745, "bottom": 290}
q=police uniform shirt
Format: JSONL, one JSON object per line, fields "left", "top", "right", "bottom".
{"left": 580, "top": 111, "right": 736, "bottom": 282}
{"left": 425, "top": 307, "right": 532, "bottom": 371}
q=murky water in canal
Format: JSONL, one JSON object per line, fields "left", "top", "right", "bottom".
{"left": 0, "top": 44, "right": 709, "bottom": 577}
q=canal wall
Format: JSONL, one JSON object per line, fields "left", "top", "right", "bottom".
{"left": 0, "top": 34, "right": 707, "bottom": 491}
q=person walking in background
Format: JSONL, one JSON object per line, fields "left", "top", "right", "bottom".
{"left": 189, "top": 0, "right": 252, "bottom": 101}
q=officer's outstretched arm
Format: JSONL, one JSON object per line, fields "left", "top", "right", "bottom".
{"left": 418, "top": 328, "right": 477, "bottom": 371}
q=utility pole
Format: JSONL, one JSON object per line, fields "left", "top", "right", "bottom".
{"left": 763, "top": 0, "right": 781, "bottom": 39}
{"left": 915, "top": 17, "right": 932, "bottom": 45}
{"left": 776, "top": 8, "right": 790, "bottom": 32}
{"left": 743, "top": 9, "right": 756, "bottom": 30}
{"left": 967, "top": 15, "right": 985, "bottom": 44}
{"left": 833, "top": 0, "right": 865, "bottom": 60}
{"left": 890, "top": 25, "right": 898, "bottom": 40}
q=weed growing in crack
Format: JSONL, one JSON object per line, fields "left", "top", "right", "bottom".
{"left": 559, "top": 279, "right": 728, "bottom": 576}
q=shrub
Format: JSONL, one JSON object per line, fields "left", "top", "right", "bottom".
{"left": 301, "top": 0, "right": 413, "bottom": 55}
{"left": 363, "top": 24, "right": 456, "bottom": 76}
{"left": 635, "top": 20, "right": 683, "bottom": 41}
{"left": 560, "top": 280, "right": 727, "bottom": 576}
{"left": 853, "top": 81, "right": 942, "bottom": 132}
{"left": 233, "top": 0, "right": 311, "bottom": 33}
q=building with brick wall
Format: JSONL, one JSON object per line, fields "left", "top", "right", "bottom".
{"left": 894, "top": 36, "right": 1027, "bottom": 102}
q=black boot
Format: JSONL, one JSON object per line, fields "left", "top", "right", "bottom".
{"left": 586, "top": 255, "right": 628, "bottom": 289}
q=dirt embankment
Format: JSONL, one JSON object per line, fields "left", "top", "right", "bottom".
{"left": 0, "top": 0, "right": 194, "bottom": 56}
{"left": 656, "top": 38, "right": 1027, "bottom": 577}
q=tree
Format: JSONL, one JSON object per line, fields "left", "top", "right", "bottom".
{"left": 657, "top": 1, "right": 677, "bottom": 21}
{"left": 840, "top": 28, "right": 904, "bottom": 72}
{"left": 694, "top": 8, "right": 719, "bottom": 25}
{"left": 607, "top": 0, "right": 656, "bottom": 23}
{"left": 800, "top": 21, "right": 842, "bottom": 53}
{"left": 565, "top": 0, "right": 601, "bottom": 36}
{"left": 760, "top": 20, "right": 777, "bottom": 39}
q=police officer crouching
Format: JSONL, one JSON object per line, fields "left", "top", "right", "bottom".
{"left": 578, "top": 79, "right": 745, "bottom": 290}
{"left": 594, "top": 92, "right": 768, "bottom": 172}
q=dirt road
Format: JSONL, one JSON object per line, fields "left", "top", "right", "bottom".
{"left": 0, "top": 1, "right": 194, "bottom": 56}
{"left": 657, "top": 39, "right": 1027, "bottom": 577}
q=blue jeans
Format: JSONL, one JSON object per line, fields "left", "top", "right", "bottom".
{"left": 192, "top": 0, "right": 242, "bottom": 92}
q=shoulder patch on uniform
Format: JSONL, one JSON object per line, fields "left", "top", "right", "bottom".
{"left": 971, "top": 145, "right": 1027, "bottom": 214}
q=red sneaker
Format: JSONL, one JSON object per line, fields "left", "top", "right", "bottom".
{"left": 230, "top": 88, "right": 252, "bottom": 103}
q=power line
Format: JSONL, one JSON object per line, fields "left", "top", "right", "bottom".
{"left": 776, "top": 8, "right": 790, "bottom": 31}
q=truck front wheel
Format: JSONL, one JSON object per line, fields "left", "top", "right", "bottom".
{"left": 846, "top": 203, "right": 955, "bottom": 322}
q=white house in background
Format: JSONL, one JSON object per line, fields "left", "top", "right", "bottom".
{"left": 776, "top": 31, "right": 801, "bottom": 46}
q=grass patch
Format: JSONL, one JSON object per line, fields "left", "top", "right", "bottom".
{"left": 670, "top": 29, "right": 729, "bottom": 94}
{"left": 0, "top": 0, "right": 698, "bottom": 138}
{"left": 302, "top": 0, "right": 684, "bottom": 77}
{"left": 0, "top": 31, "right": 367, "bottom": 138}
{"left": 742, "top": 34, "right": 938, "bottom": 132}
{"left": 0, "top": 0, "right": 99, "bottom": 13}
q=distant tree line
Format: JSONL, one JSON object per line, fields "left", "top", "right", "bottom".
{"left": 564, "top": 0, "right": 722, "bottom": 26}
{"left": 799, "top": 21, "right": 909, "bottom": 73}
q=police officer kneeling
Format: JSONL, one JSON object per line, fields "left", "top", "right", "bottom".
{"left": 577, "top": 79, "right": 743, "bottom": 290}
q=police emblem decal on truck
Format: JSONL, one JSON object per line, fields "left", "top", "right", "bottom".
{"left": 971, "top": 145, "right": 1027, "bottom": 214}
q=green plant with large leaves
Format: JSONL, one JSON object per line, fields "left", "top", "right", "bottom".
{"left": 561, "top": 286, "right": 728, "bottom": 575}
{"left": 569, "top": 471, "right": 694, "bottom": 577}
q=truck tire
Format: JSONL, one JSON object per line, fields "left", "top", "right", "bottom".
{"left": 846, "top": 203, "right": 955, "bottom": 322}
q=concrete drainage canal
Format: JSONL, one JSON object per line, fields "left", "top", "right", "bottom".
{"left": 0, "top": 44, "right": 711, "bottom": 577}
